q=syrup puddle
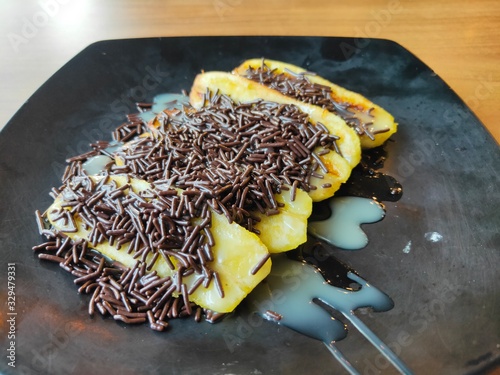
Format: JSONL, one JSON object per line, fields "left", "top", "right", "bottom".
{"left": 249, "top": 254, "right": 412, "bottom": 374}
{"left": 335, "top": 145, "right": 403, "bottom": 202}
{"left": 82, "top": 155, "right": 114, "bottom": 175}
{"left": 308, "top": 197, "right": 385, "bottom": 250}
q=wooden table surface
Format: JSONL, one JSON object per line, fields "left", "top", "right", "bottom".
{"left": 0, "top": 0, "right": 499, "bottom": 143}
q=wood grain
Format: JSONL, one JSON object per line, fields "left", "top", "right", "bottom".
{"left": 0, "top": 0, "right": 498, "bottom": 142}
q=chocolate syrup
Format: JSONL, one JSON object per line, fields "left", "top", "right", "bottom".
{"left": 337, "top": 145, "right": 403, "bottom": 202}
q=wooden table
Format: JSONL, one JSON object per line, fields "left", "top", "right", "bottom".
{"left": 1, "top": 0, "right": 499, "bottom": 143}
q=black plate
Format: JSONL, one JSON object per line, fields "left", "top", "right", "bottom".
{"left": 1, "top": 37, "right": 499, "bottom": 375}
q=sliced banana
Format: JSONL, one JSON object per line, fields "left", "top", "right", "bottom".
{"left": 234, "top": 58, "right": 397, "bottom": 148}
{"left": 254, "top": 187, "right": 312, "bottom": 254}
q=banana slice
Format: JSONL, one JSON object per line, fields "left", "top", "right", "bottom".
{"left": 189, "top": 71, "right": 361, "bottom": 202}
{"left": 233, "top": 58, "right": 397, "bottom": 148}
{"left": 47, "top": 175, "right": 271, "bottom": 313}
{"left": 254, "top": 187, "right": 312, "bottom": 253}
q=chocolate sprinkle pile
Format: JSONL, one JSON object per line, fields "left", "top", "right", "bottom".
{"left": 36, "top": 167, "right": 214, "bottom": 331}
{"left": 110, "top": 92, "right": 341, "bottom": 231}
{"left": 34, "top": 236, "right": 202, "bottom": 331}
{"left": 243, "top": 61, "right": 389, "bottom": 140}
{"left": 34, "top": 90, "right": 342, "bottom": 331}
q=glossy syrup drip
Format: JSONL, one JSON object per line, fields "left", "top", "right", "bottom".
{"left": 249, "top": 254, "right": 413, "bottom": 374}
{"left": 138, "top": 93, "right": 189, "bottom": 122}
{"left": 337, "top": 169, "right": 402, "bottom": 202}
{"left": 287, "top": 242, "right": 361, "bottom": 290}
{"left": 81, "top": 143, "right": 123, "bottom": 175}
{"left": 337, "top": 145, "right": 403, "bottom": 202}
{"left": 82, "top": 155, "right": 114, "bottom": 175}
{"left": 308, "top": 197, "right": 385, "bottom": 250}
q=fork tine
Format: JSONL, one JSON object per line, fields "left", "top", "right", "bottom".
{"left": 345, "top": 313, "right": 413, "bottom": 375}
{"left": 324, "top": 342, "right": 361, "bottom": 375}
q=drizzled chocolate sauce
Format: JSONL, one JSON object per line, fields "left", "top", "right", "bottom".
{"left": 287, "top": 241, "right": 362, "bottom": 290}
{"left": 336, "top": 145, "right": 403, "bottom": 202}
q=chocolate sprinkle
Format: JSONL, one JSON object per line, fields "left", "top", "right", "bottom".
{"left": 264, "top": 310, "right": 283, "bottom": 322}
{"left": 250, "top": 253, "right": 271, "bottom": 275}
